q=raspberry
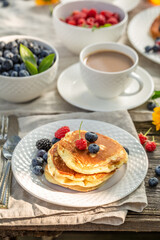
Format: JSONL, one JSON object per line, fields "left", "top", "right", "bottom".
{"left": 68, "top": 20, "right": 76, "bottom": 25}
{"left": 102, "top": 10, "right": 113, "bottom": 19}
{"left": 95, "top": 14, "right": 106, "bottom": 26}
{"left": 81, "top": 8, "right": 89, "bottom": 14}
{"left": 55, "top": 126, "right": 70, "bottom": 139}
{"left": 87, "top": 8, "right": 97, "bottom": 18}
{"left": 76, "top": 138, "right": 87, "bottom": 150}
{"left": 86, "top": 17, "right": 95, "bottom": 26}
{"left": 138, "top": 133, "right": 148, "bottom": 145}
{"left": 138, "top": 128, "right": 152, "bottom": 145}
{"left": 77, "top": 18, "right": 86, "bottom": 26}
{"left": 145, "top": 140, "right": 157, "bottom": 152}
{"left": 75, "top": 121, "right": 87, "bottom": 150}
{"left": 107, "top": 17, "right": 118, "bottom": 25}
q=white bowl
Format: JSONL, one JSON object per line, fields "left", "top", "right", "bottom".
{"left": 0, "top": 35, "right": 59, "bottom": 103}
{"left": 53, "top": 0, "right": 128, "bottom": 54}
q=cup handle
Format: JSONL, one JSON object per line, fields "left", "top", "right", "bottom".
{"left": 121, "top": 72, "right": 143, "bottom": 96}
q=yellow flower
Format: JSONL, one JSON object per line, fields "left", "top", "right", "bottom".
{"left": 152, "top": 106, "right": 160, "bottom": 131}
{"left": 35, "top": 0, "right": 59, "bottom": 5}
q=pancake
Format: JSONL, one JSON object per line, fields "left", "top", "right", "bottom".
{"left": 45, "top": 143, "right": 115, "bottom": 191}
{"left": 45, "top": 164, "right": 112, "bottom": 192}
{"left": 150, "top": 15, "right": 160, "bottom": 39}
{"left": 57, "top": 130, "right": 128, "bottom": 174}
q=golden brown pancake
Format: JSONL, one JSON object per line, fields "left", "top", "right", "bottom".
{"left": 150, "top": 15, "right": 160, "bottom": 39}
{"left": 45, "top": 143, "right": 115, "bottom": 192}
{"left": 45, "top": 164, "right": 111, "bottom": 192}
{"left": 57, "top": 130, "right": 128, "bottom": 174}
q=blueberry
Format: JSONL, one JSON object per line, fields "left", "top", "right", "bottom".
{"left": 85, "top": 132, "right": 98, "bottom": 142}
{"left": 37, "top": 149, "right": 46, "bottom": 158}
{"left": 32, "top": 46, "right": 41, "bottom": 55}
{"left": 1, "top": 72, "right": 9, "bottom": 76}
{"left": 43, "top": 152, "right": 48, "bottom": 163}
{"left": 88, "top": 143, "right": 100, "bottom": 153}
{"left": 123, "top": 146, "right": 129, "bottom": 155}
{"left": 12, "top": 54, "right": 20, "bottom": 63}
{"left": 32, "top": 157, "right": 44, "bottom": 167}
{"left": 11, "top": 71, "right": 18, "bottom": 77}
{"left": 155, "top": 166, "right": 160, "bottom": 176}
{"left": 52, "top": 137, "right": 60, "bottom": 145}
{"left": 4, "top": 51, "right": 14, "bottom": 60}
{"left": 0, "top": 41, "right": 5, "bottom": 50}
{"left": 16, "top": 39, "right": 28, "bottom": 47}
{"left": 38, "top": 58, "right": 43, "bottom": 65}
{"left": 148, "top": 177, "right": 159, "bottom": 187}
{"left": 145, "top": 46, "right": 152, "bottom": 53}
{"left": 5, "top": 41, "right": 17, "bottom": 50}
{"left": 152, "top": 45, "right": 160, "bottom": 52}
{"left": 147, "top": 102, "right": 156, "bottom": 111}
{"left": 40, "top": 50, "right": 50, "bottom": 58}
{"left": 11, "top": 47, "right": 19, "bottom": 54}
{"left": 2, "top": 59, "right": 13, "bottom": 71}
{"left": 32, "top": 165, "right": 44, "bottom": 176}
{"left": 13, "top": 63, "right": 21, "bottom": 72}
{"left": 2, "top": 1, "right": 10, "bottom": 7}
{"left": 28, "top": 41, "right": 34, "bottom": 49}
{"left": 3, "top": 50, "right": 10, "bottom": 57}
{"left": 20, "top": 62, "right": 26, "bottom": 70}
{"left": 19, "top": 70, "right": 29, "bottom": 77}
{"left": 0, "top": 57, "right": 5, "bottom": 64}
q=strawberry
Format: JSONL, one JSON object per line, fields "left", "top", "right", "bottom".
{"left": 75, "top": 121, "right": 87, "bottom": 150}
{"left": 145, "top": 138, "right": 157, "bottom": 152}
{"left": 138, "top": 128, "right": 152, "bottom": 145}
{"left": 55, "top": 126, "right": 70, "bottom": 139}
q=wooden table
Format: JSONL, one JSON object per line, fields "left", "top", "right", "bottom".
{"left": 0, "top": 121, "right": 159, "bottom": 238}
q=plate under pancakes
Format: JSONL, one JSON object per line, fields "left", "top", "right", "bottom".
{"left": 45, "top": 143, "right": 116, "bottom": 192}
{"left": 57, "top": 130, "right": 128, "bottom": 174}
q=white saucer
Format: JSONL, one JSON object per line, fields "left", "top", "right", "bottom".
{"left": 128, "top": 6, "right": 160, "bottom": 64}
{"left": 57, "top": 63, "right": 154, "bottom": 112}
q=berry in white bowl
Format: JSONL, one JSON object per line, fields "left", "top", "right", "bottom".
{"left": 53, "top": 0, "right": 128, "bottom": 54}
{"left": 0, "top": 35, "right": 59, "bottom": 103}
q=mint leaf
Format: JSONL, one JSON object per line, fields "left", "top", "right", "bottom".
{"left": 91, "top": 26, "right": 98, "bottom": 32}
{"left": 100, "top": 23, "right": 112, "bottom": 28}
{"left": 151, "top": 91, "right": 160, "bottom": 100}
{"left": 25, "top": 60, "right": 38, "bottom": 75}
{"left": 20, "top": 44, "right": 37, "bottom": 68}
{"left": 38, "top": 53, "right": 55, "bottom": 73}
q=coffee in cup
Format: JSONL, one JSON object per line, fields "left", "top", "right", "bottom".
{"left": 80, "top": 42, "right": 143, "bottom": 99}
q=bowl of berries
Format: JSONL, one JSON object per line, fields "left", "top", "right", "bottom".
{"left": 0, "top": 35, "right": 59, "bottom": 103}
{"left": 53, "top": 0, "right": 128, "bottom": 54}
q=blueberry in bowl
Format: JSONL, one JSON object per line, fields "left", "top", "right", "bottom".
{"left": 0, "top": 35, "right": 59, "bottom": 103}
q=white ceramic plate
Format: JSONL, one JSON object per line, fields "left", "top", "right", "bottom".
{"left": 57, "top": 63, "right": 154, "bottom": 112}
{"left": 12, "top": 119, "right": 148, "bottom": 208}
{"left": 61, "top": 0, "right": 140, "bottom": 12}
{"left": 128, "top": 6, "right": 160, "bottom": 64}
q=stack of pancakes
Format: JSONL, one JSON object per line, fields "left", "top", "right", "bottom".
{"left": 45, "top": 130, "right": 128, "bottom": 192}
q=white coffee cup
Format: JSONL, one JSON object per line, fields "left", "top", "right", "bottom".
{"left": 80, "top": 42, "right": 143, "bottom": 99}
